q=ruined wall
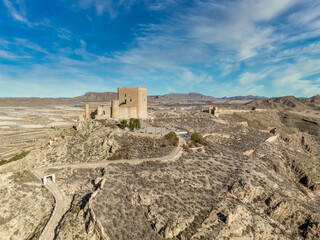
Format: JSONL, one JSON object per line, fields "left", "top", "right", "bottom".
{"left": 97, "top": 106, "right": 111, "bottom": 117}
{"left": 85, "top": 104, "right": 111, "bottom": 119}
{"left": 85, "top": 104, "right": 100, "bottom": 119}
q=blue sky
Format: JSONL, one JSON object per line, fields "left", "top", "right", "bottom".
{"left": 0, "top": 0, "right": 320, "bottom": 97}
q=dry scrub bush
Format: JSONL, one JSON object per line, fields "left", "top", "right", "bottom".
{"left": 164, "top": 132, "right": 179, "bottom": 146}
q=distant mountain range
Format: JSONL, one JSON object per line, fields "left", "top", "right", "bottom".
{"left": 1, "top": 92, "right": 319, "bottom": 109}
{"left": 75, "top": 92, "right": 266, "bottom": 101}
{"left": 221, "top": 95, "right": 267, "bottom": 100}
{"left": 72, "top": 92, "right": 117, "bottom": 102}
{"left": 245, "top": 95, "right": 320, "bottom": 110}
{"left": 149, "top": 92, "right": 215, "bottom": 100}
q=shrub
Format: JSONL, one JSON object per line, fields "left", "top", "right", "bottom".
{"left": 128, "top": 118, "right": 141, "bottom": 131}
{"left": 133, "top": 119, "right": 141, "bottom": 129}
{"left": 190, "top": 133, "right": 209, "bottom": 146}
{"left": 0, "top": 152, "right": 28, "bottom": 166}
{"left": 164, "top": 132, "right": 179, "bottom": 146}
{"left": 120, "top": 120, "right": 128, "bottom": 129}
{"left": 128, "top": 120, "right": 135, "bottom": 131}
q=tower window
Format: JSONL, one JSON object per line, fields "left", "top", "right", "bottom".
{"left": 130, "top": 98, "right": 132, "bottom": 102}
{"left": 125, "top": 93, "right": 126, "bottom": 97}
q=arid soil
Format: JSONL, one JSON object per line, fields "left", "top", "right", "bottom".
{"left": 1, "top": 105, "right": 320, "bottom": 240}
{"left": 0, "top": 106, "right": 83, "bottom": 160}
{"left": 0, "top": 170, "right": 54, "bottom": 240}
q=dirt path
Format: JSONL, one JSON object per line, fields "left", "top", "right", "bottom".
{"left": 39, "top": 179, "right": 68, "bottom": 240}
{"left": 32, "top": 136, "right": 185, "bottom": 240}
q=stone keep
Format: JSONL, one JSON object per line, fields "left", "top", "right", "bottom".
{"left": 85, "top": 87, "right": 148, "bottom": 120}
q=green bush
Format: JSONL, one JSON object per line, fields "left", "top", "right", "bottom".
{"left": 120, "top": 120, "right": 128, "bottom": 129}
{"left": 127, "top": 118, "right": 141, "bottom": 131}
{"left": 0, "top": 152, "right": 28, "bottom": 166}
{"left": 133, "top": 119, "right": 141, "bottom": 129}
{"left": 128, "top": 120, "right": 135, "bottom": 131}
{"left": 190, "top": 133, "right": 209, "bottom": 146}
{"left": 164, "top": 132, "right": 179, "bottom": 146}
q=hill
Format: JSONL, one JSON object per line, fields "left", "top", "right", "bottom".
{"left": 245, "top": 95, "right": 319, "bottom": 110}
{"left": 149, "top": 92, "right": 215, "bottom": 100}
{"left": 72, "top": 92, "right": 117, "bottom": 102}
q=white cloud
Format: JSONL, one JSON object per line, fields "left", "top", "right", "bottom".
{"left": 238, "top": 70, "right": 272, "bottom": 85}
{"left": 114, "top": 0, "right": 300, "bottom": 73}
{"left": 78, "top": 0, "right": 134, "bottom": 18}
{"left": 272, "top": 58, "right": 320, "bottom": 96}
{"left": 0, "top": 50, "right": 30, "bottom": 60}
{"left": 2, "top": 0, "right": 30, "bottom": 25}
{"left": 57, "top": 28, "right": 72, "bottom": 40}
{"left": 14, "top": 39, "right": 48, "bottom": 54}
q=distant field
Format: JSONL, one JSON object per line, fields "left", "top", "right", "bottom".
{"left": 0, "top": 105, "right": 83, "bottom": 160}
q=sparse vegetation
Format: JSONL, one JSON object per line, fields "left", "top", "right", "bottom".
{"left": 0, "top": 152, "right": 28, "bottom": 166}
{"left": 97, "top": 120, "right": 117, "bottom": 128}
{"left": 108, "top": 135, "right": 174, "bottom": 160}
{"left": 119, "top": 118, "right": 141, "bottom": 131}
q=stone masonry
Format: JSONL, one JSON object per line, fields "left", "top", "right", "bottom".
{"left": 85, "top": 87, "right": 147, "bottom": 120}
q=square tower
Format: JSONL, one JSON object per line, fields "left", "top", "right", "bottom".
{"left": 117, "top": 87, "right": 147, "bottom": 118}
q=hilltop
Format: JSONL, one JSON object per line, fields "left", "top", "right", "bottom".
{"left": 244, "top": 95, "right": 320, "bottom": 111}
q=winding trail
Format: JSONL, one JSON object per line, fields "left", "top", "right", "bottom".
{"left": 32, "top": 136, "right": 185, "bottom": 240}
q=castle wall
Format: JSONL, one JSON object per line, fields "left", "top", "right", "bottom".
{"left": 85, "top": 104, "right": 100, "bottom": 119}
{"left": 97, "top": 106, "right": 111, "bottom": 117}
{"left": 85, "top": 87, "right": 147, "bottom": 120}
{"left": 85, "top": 104, "right": 111, "bottom": 119}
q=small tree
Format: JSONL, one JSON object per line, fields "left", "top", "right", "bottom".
{"left": 134, "top": 119, "right": 141, "bottom": 129}
{"left": 120, "top": 120, "right": 127, "bottom": 129}
{"left": 128, "top": 120, "right": 135, "bottom": 131}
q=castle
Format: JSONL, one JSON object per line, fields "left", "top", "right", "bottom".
{"left": 85, "top": 87, "right": 147, "bottom": 120}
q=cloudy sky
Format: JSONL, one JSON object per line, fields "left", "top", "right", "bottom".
{"left": 0, "top": 0, "right": 320, "bottom": 97}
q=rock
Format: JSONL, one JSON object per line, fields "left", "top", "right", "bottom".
{"left": 299, "top": 216, "right": 320, "bottom": 239}
{"left": 228, "top": 179, "right": 256, "bottom": 203}
{"left": 240, "top": 121, "right": 248, "bottom": 127}
{"left": 160, "top": 217, "right": 194, "bottom": 239}
{"left": 243, "top": 149, "right": 254, "bottom": 156}
{"left": 225, "top": 205, "right": 253, "bottom": 237}
{"left": 265, "top": 135, "right": 278, "bottom": 143}
{"left": 269, "top": 128, "right": 276, "bottom": 134}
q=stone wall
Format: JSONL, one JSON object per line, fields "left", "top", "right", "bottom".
{"left": 85, "top": 87, "right": 147, "bottom": 120}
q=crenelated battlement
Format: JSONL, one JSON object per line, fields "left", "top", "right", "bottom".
{"left": 118, "top": 86, "right": 147, "bottom": 89}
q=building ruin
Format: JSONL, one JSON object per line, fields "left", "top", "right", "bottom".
{"left": 201, "top": 106, "right": 219, "bottom": 117}
{"left": 85, "top": 87, "right": 147, "bottom": 120}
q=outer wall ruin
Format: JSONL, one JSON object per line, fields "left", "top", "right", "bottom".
{"left": 85, "top": 87, "right": 148, "bottom": 120}
{"left": 201, "top": 106, "right": 219, "bottom": 117}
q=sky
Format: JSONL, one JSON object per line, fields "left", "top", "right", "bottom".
{"left": 0, "top": 0, "right": 320, "bottom": 98}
